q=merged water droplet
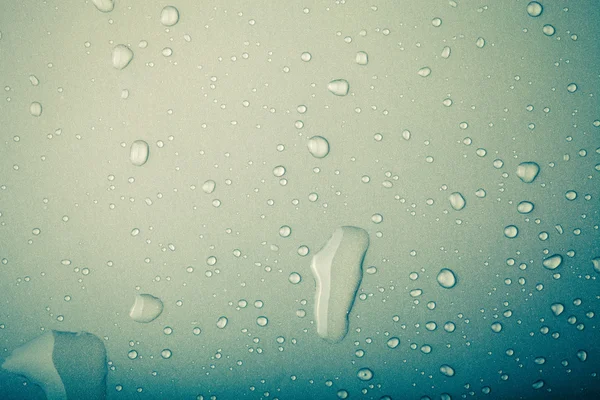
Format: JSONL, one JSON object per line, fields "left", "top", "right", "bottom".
{"left": 551, "top": 303, "right": 565, "bottom": 316}
{"left": 129, "top": 294, "right": 164, "bottom": 323}
{"left": 112, "top": 44, "right": 134, "bottom": 70}
{"left": 516, "top": 162, "right": 540, "bottom": 183}
{"left": 440, "top": 364, "right": 455, "bottom": 377}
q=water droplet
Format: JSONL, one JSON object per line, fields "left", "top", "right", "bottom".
{"left": 29, "top": 102, "right": 42, "bottom": 117}
{"left": 160, "top": 349, "right": 172, "bottom": 359}
{"left": 130, "top": 140, "right": 149, "bottom": 166}
{"left": 386, "top": 337, "right": 400, "bottom": 349}
{"left": 216, "top": 316, "right": 228, "bottom": 329}
{"left": 307, "top": 136, "right": 330, "bottom": 158}
{"left": 355, "top": 51, "right": 368, "bottom": 65}
{"left": 516, "top": 162, "right": 540, "bottom": 183}
{"left": 92, "top": 0, "right": 115, "bottom": 13}
{"left": 129, "top": 294, "right": 164, "bottom": 323}
{"left": 432, "top": 17, "right": 442, "bottom": 27}
{"left": 202, "top": 180, "right": 216, "bottom": 194}
{"left": 441, "top": 46, "right": 451, "bottom": 59}
{"left": 526, "top": 1, "right": 543, "bottom": 17}
{"left": 112, "top": 44, "right": 134, "bottom": 70}
{"left": 491, "top": 322, "right": 503, "bottom": 333}
{"left": 567, "top": 83, "right": 578, "bottom": 93}
{"left": 592, "top": 257, "right": 600, "bottom": 273}
{"left": 29, "top": 75, "right": 39, "bottom": 86}
{"left": 543, "top": 24, "right": 556, "bottom": 36}
{"left": 128, "top": 349, "right": 138, "bottom": 359}
{"left": 160, "top": 6, "right": 179, "bottom": 26}
{"left": 542, "top": 254, "right": 563, "bottom": 270}
{"left": 418, "top": 67, "right": 432, "bottom": 77}
{"left": 504, "top": 225, "right": 519, "bottom": 238}
{"left": 449, "top": 192, "right": 466, "bottom": 211}
{"left": 288, "top": 272, "right": 302, "bottom": 284}
{"left": 328, "top": 79, "right": 350, "bottom": 96}
{"left": 517, "top": 201, "right": 534, "bottom": 214}
{"left": 577, "top": 350, "right": 588, "bottom": 362}
{"left": 565, "top": 190, "right": 577, "bottom": 200}
{"left": 357, "top": 367, "right": 374, "bottom": 381}
{"left": 300, "top": 52, "right": 312, "bottom": 62}
{"left": 551, "top": 303, "right": 565, "bottom": 316}
{"left": 273, "top": 165, "right": 286, "bottom": 177}
{"left": 311, "top": 226, "right": 369, "bottom": 343}
{"left": 256, "top": 316, "right": 269, "bottom": 327}
{"left": 476, "top": 37, "right": 486, "bottom": 48}
{"left": 437, "top": 268, "right": 457, "bottom": 289}
{"left": 440, "top": 364, "right": 455, "bottom": 377}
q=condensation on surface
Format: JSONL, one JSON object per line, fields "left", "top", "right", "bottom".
{"left": 0, "top": 1, "right": 599, "bottom": 399}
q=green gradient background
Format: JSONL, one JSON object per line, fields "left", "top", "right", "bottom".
{"left": 1, "top": 0, "right": 599, "bottom": 399}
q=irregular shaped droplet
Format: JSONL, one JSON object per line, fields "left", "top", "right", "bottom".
{"left": 437, "top": 268, "right": 457, "bottom": 289}
{"left": 542, "top": 254, "right": 563, "bottom": 270}
{"left": 307, "top": 136, "right": 330, "bottom": 158}
{"left": 160, "top": 6, "right": 179, "bottom": 26}
{"left": 448, "top": 192, "right": 466, "bottom": 211}
{"left": 516, "top": 162, "right": 540, "bottom": 183}
{"left": 202, "top": 180, "right": 216, "bottom": 194}
{"left": 592, "top": 257, "right": 600, "bottom": 273}
{"left": 30, "top": 102, "right": 42, "bottom": 117}
{"left": 551, "top": 303, "right": 565, "bottom": 316}
{"left": 129, "top": 140, "right": 149, "bottom": 166}
{"left": 129, "top": 293, "right": 164, "bottom": 323}
{"left": 1, "top": 330, "right": 107, "bottom": 400}
{"left": 92, "top": 0, "right": 115, "bottom": 12}
{"left": 440, "top": 364, "right": 455, "bottom": 377}
{"left": 355, "top": 51, "right": 368, "bottom": 65}
{"left": 356, "top": 368, "right": 373, "bottom": 381}
{"left": 418, "top": 66, "right": 432, "bottom": 77}
{"left": 517, "top": 201, "right": 534, "bottom": 214}
{"left": 441, "top": 46, "right": 451, "bottom": 59}
{"left": 300, "top": 52, "right": 312, "bottom": 62}
{"left": 328, "top": 79, "right": 349, "bottom": 96}
{"left": 29, "top": 75, "right": 40, "bottom": 86}
{"left": 112, "top": 44, "right": 134, "bottom": 70}
{"left": 311, "top": 226, "right": 369, "bottom": 343}
{"left": 577, "top": 350, "right": 588, "bottom": 362}
{"left": 527, "top": 1, "right": 543, "bottom": 17}
{"left": 491, "top": 322, "right": 503, "bottom": 333}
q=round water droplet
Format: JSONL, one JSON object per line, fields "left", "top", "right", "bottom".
{"left": 526, "top": 1, "right": 543, "bottom": 17}
{"left": 112, "top": 44, "right": 134, "bottom": 70}
{"left": 592, "top": 257, "right": 600, "bottom": 273}
{"left": 476, "top": 37, "right": 486, "bottom": 48}
{"left": 273, "top": 165, "right": 286, "bottom": 177}
{"left": 357, "top": 368, "right": 374, "bottom": 381}
{"left": 491, "top": 322, "right": 503, "bottom": 333}
{"left": 288, "top": 272, "right": 301, "bottom": 284}
{"left": 418, "top": 67, "right": 432, "bottom": 77}
{"left": 504, "top": 225, "right": 519, "bottom": 238}
{"left": 517, "top": 201, "right": 534, "bottom": 214}
{"left": 432, "top": 17, "right": 442, "bottom": 27}
{"left": 161, "top": 349, "right": 172, "bottom": 359}
{"left": 127, "top": 350, "right": 138, "bottom": 359}
{"left": 307, "top": 136, "right": 330, "bottom": 158}
{"left": 300, "top": 52, "right": 312, "bottom": 62}
{"left": 542, "top": 24, "right": 555, "bottom": 36}
{"left": 279, "top": 225, "right": 292, "bottom": 237}
{"left": 160, "top": 6, "right": 180, "bottom": 26}
{"left": 130, "top": 140, "right": 149, "bottom": 166}
{"left": 256, "top": 316, "right": 269, "bottom": 327}
{"left": 542, "top": 254, "right": 563, "bottom": 270}
{"left": 437, "top": 268, "right": 457, "bottom": 289}
{"left": 449, "top": 192, "right": 466, "bottom": 211}
{"left": 328, "top": 79, "right": 350, "bottom": 96}
{"left": 356, "top": 51, "right": 368, "bottom": 65}
{"left": 567, "top": 83, "right": 578, "bottom": 93}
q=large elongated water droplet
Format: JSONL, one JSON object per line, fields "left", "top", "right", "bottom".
{"left": 112, "top": 44, "right": 134, "bottom": 70}
{"left": 327, "top": 79, "right": 349, "bottom": 96}
{"left": 129, "top": 293, "right": 164, "bottom": 323}
{"left": 130, "top": 140, "right": 149, "bottom": 166}
{"left": 311, "top": 226, "right": 369, "bottom": 343}
{"left": 91, "top": 0, "right": 115, "bottom": 13}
